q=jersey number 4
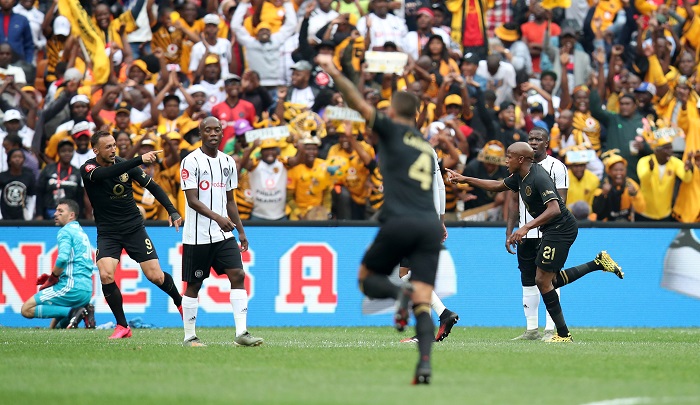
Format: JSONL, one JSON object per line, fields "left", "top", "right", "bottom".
{"left": 408, "top": 152, "right": 432, "bottom": 191}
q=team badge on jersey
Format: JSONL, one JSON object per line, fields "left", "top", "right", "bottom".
{"left": 223, "top": 168, "right": 230, "bottom": 177}
{"left": 181, "top": 169, "right": 189, "bottom": 180}
{"left": 194, "top": 269, "right": 204, "bottom": 278}
{"left": 525, "top": 186, "right": 532, "bottom": 196}
{"left": 119, "top": 173, "right": 129, "bottom": 182}
{"left": 273, "top": 167, "right": 279, "bottom": 174}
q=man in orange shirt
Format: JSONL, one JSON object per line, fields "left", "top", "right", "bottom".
{"left": 520, "top": 0, "right": 560, "bottom": 73}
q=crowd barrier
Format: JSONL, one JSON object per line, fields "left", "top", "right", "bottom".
{"left": 1, "top": 221, "right": 699, "bottom": 328}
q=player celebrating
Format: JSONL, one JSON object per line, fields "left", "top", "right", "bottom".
{"left": 318, "top": 54, "right": 442, "bottom": 384}
{"left": 399, "top": 132, "right": 459, "bottom": 344}
{"left": 21, "top": 199, "right": 93, "bottom": 329}
{"left": 179, "top": 117, "right": 263, "bottom": 348}
{"left": 81, "top": 131, "right": 183, "bottom": 339}
{"left": 508, "top": 128, "right": 622, "bottom": 341}
{"left": 448, "top": 142, "right": 607, "bottom": 343}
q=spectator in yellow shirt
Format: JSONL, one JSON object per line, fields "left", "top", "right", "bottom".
{"left": 326, "top": 122, "right": 375, "bottom": 219}
{"left": 637, "top": 137, "right": 694, "bottom": 221}
{"left": 566, "top": 150, "right": 600, "bottom": 211}
{"left": 286, "top": 136, "right": 333, "bottom": 220}
{"left": 592, "top": 153, "right": 646, "bottom": 222}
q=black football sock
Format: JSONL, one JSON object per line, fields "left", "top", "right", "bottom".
{"left": 157, "top": 272, "right": 182, "bottom": 307}
{"left": 102, "top": 282, "right": 128, "bottom": 327}
{"left": 414, "top": 303, "right": 433, "bottom": 363}
{"left": 359, "top": 274, "right": 400, "bottom": 299}
{"left": 542, "top": 289, "right": 569, "bottom": 337}
{"left": 553, "top": 261, "right": 598, "bottom": 288}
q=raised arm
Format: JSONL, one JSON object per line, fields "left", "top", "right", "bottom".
{"left": 445, "top": 168, "right": 509, "bottom": 192}
{"left": 316, "top": 54, "right": 373, "bottom": 121}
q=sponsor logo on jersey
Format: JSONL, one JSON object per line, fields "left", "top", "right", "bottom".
{"left": 200, "top": 180, "right": 210, "bottom": 190}
{"left": 85, "top": 164, "right": 96, "bottom": 172}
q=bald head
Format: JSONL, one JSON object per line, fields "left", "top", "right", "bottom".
{"left": 200, "top": 116, "right": 220, "bottom": 130}
{"left": 508, "top": 142, "right": 534, "bottom": 160}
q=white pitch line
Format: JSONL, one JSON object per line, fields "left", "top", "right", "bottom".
{"left": 581, "top": 397, "right": 700, "bottom": 405}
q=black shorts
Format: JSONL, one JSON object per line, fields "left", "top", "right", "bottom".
{"left": 362, "top": 217, "right": 442, "bottom": 286}
{"left": 96, "top": 227, "right": 158, "bottom": 263}
{"left": 182, "top": 238, "right": 243, "bottom": 283}
{"left": 400, "top": 244, "right": 446, "bottom": 269}
{"left": 536, "top": 225, "right": 578, "bottom": 272}
{"left": 517, "top": 238, "right": 540, "bottom": 283}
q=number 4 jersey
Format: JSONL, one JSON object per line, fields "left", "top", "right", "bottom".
{"left": 369, "top": 110, "right": 438, "bottom": 222}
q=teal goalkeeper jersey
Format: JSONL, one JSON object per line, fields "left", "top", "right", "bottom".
{"left": 54, "top": 221, "right": 94, "bottom": 292}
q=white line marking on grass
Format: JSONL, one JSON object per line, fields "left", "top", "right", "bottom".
{"left": 581, "top": 397, "right": 700, "bottom": 405}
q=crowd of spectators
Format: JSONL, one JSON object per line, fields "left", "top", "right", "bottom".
{"left": 1, "top": 0, "right": 699, "bottom": 222}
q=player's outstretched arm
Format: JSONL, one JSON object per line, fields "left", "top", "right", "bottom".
{"left": 86, "top": 155, "right": 149, "bottom": 181}
{"left": 225, "top": 191, "right": 248, "bottom": 252}
{"left": 316, "top": 54, "right": 374, "bottom": 122}
{"left": 445, "top": 169, "right": 509, "bottom": 192}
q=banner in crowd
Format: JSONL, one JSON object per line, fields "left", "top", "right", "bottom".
{"left": 364, "top": 51, "right": 408, "bottom": 75}
{"left": 1, "top": 226, "right": 699, "bottom": 328}
{"left": 57, "top": 0, "right": 110, "bottom": 85}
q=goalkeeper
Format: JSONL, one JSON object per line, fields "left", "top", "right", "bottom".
{"left": 21, "top": 199, "right": 94, "bottom": 329}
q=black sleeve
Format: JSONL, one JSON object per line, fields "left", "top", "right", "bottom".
{"left": 314, "top": 23, "right": 329, "bottom": 42}
{"left": 82, "top": 156, "right": 144, "bottom": 182}
{"left": 145, "top": 180, "right": 179, "bottom": 216}
{"left": 43, "top": 90, "right": 73, "bottom": 118}
{"left": 503, "top": 174, "right": 519, "bottom": 191}
{"left": 368, "top": 109, "right": 392, "bottom": 138}
{"left": 297, "top": 17, "right": 314, "bottom": 62}
{"left": 591, "top": 190, "right": 609, "bottom": 221}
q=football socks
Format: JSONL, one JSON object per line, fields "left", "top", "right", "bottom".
{"left": 542, "top": 289, "right": 569, "bottom": 337}
{"left": 230, "top": 289, "right": 248, "bottom": 337}
{"left": 157, "top": 272, "right": 183, "bottom": 307}
{"left": 522, "top": 286, "right": 540, "bottom": 330}
{"left": 413, "top": 303, "right": 434, "bottom": 363}
{"left": 182, "top": 295, "right": 199, "bottom": 341}
{"left": 360, "top": 274, "right": 400, "bottom": 299}
{"left": 102, "top": 282, "right": 128, "bottom": 327}
{"left": 554, "top": 261, "right": 598, "bottom": 288}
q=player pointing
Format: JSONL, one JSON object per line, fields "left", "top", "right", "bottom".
{"left": 448, "top": 142, "right": 587, "bottom": 342}
{"left": 81, "top": 131, "right": 183, "bottom": 339}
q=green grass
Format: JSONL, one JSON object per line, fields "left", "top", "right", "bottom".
{"left": 1, "top": 327, "right": 700, "bottom": 405}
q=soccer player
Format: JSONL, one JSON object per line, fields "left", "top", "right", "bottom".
{"left": 399, "top": 133, "right": 459, "bottom": 344}
{"left": 81, "top": 131, "right": 183, "bottom": 339}
{"left": 508, "top": 128, "right": 622, "bottom": 341}
{"left": 447, "top": 142, "right": 618, "bottom": 343}
{"left": 21, "top": 199, "right": 93, "bottom": 329}
{"left": 318, "top": 54, "right": 442, "bottom": 384}
{"left": 179, "top": 117, "right": 263, "bottom": 348}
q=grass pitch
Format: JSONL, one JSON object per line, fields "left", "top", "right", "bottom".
{"left": 2, "top": 327, "right": 699, "bottom": 405}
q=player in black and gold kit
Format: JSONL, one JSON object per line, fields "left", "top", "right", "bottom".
{"left": 81, "top": 131, "right": 183, "bottom": 339}
{"left": 447, "top": 142, "right": 608, "bottom": 343}
{"left": 318, "top": 55, "right": 442, "bottom": 384}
